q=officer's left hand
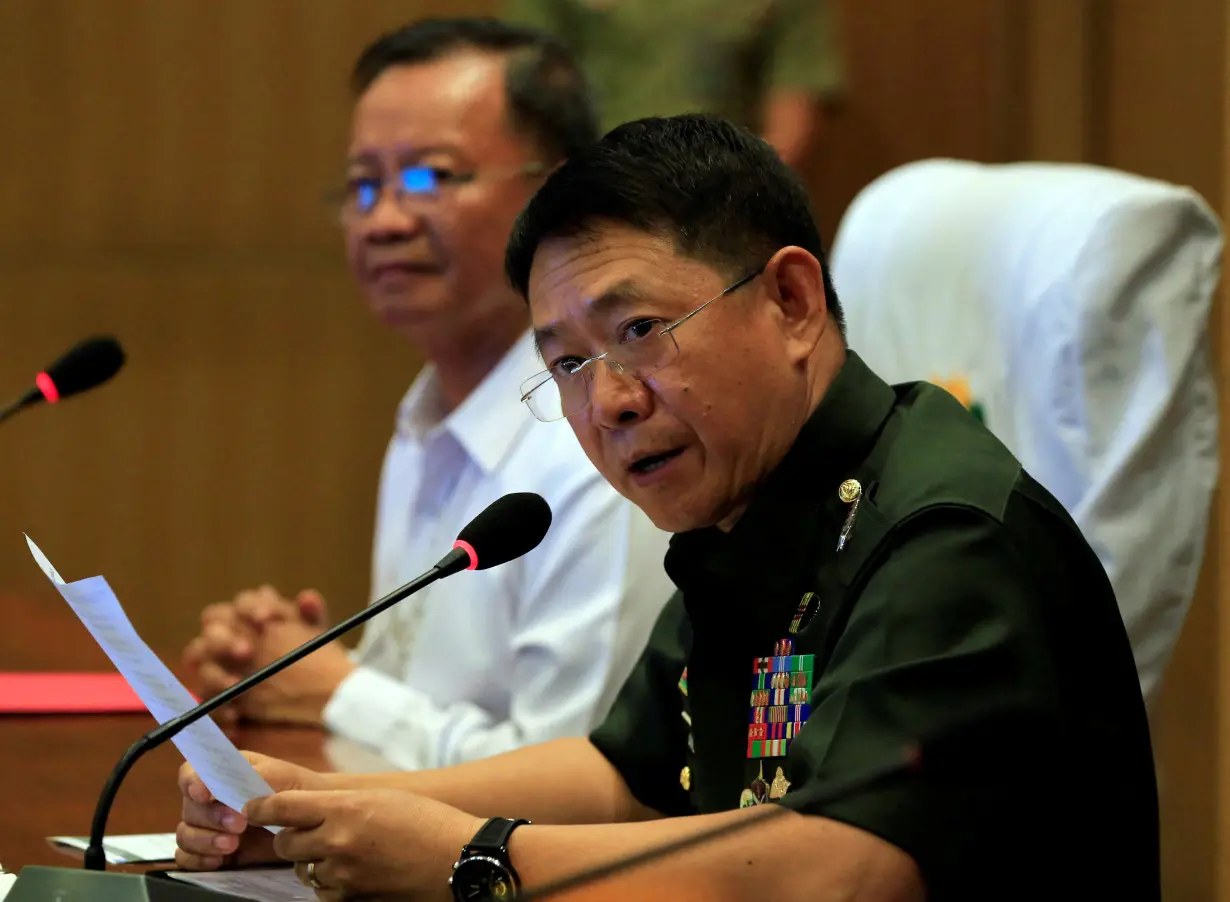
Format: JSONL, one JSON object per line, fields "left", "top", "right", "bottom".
{"left": 243, "top": 788, "right": 484, "bottom": 901}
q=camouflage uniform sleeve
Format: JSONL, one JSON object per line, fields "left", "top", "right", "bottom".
{"left": 767, "top": 0, "right": 845, "bottom": 96}
{"left": 502, "top": 0, "right": 570, "bottom": 36}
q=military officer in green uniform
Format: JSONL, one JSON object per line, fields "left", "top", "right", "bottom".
{"left": 502, "top": 0, "right": 843, "bottom": 167}
{"left": 172, "top": 115, "right": 1159, "bottom": 902}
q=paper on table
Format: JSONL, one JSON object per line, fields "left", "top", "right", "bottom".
{"left": 165, "top": 868, "right": 314, "bottom": 901}
{"left": 25, "top": 536, "right": 278, "bottom": 830}
{"left": 0, "top": 865, "right": 15, "bottom": 902}
{"left": 47, "top": 832, "right": 179, "bottom": 864}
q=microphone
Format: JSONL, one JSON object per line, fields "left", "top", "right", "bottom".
{"left": 0, "top": 336, "right": 126, "bottom": 426}
{"left": 82, "top": 491, "right": 552, "bottom": 873}
{"left": 517, "top": 706, "right": 1055, "bottom": 902}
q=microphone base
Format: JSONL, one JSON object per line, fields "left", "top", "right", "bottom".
{"left": 7, "top": 866, "right": 240, "bottom": 901}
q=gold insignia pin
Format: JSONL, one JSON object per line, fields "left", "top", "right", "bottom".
{"left": 837, "top": 478, "right": 862, "bottom": 552}
{"left": 789, "top": 591, "right": 817, "bottom": 635}
{"left": 680, "top": 766, "right": 692, "bottom": 791}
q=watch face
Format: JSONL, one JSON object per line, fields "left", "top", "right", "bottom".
{"left": 451, "top": 855, "right": 516, "bottom": 901}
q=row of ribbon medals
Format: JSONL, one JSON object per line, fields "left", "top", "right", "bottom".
{"left": 679, "top": 593, "right": 817, "bottom": 807}
{"left": 748, "top": 639, "right": 813, "bottom": 757}
{"left": 682, "top": 485, "right": 861, "bottom": 805}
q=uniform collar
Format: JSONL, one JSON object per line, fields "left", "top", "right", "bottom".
{"left": 665, "top": 350, "right": 897, "bottom": 642}
{"left": 395, "top": 329, "right": 539, "bottom": 475}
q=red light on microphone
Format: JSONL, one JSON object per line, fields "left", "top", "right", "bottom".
{"left": 35, "top": 372, "right": 60, "bottom": 404}
{"left": 453, "top": 540, "right": 478, "bottom": 571}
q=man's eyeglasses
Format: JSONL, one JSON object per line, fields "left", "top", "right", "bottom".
{"left": 331, "top": 163, "right": 545, "bottom": 222}
{"left": 520, "top": 268, "right": 764, "bottom": 423}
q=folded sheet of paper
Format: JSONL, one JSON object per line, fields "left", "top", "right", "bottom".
{"left": 0, "top": 864, "right": 15, "bottom": 902}
{"left": 25, "top": 536, "right": 278, "bottom": 830}
{"left": 166, "top": 868, "right": 314, "bottom": 901}
{"left": 47, "top": 832, "right": 179, "bottom": 864}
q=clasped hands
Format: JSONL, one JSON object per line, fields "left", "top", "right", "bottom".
{"left": 176, "top": 753, "right": 482, "bottom": 901}
{"left": 182, "top": 585, "right": 356, "bottom": 725}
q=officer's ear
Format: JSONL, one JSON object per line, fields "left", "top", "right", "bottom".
{"left": 763, "top": 246, "right": 829, "bottom": 365}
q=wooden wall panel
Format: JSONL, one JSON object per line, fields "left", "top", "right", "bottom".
{"left": 0, "top": 0, "right": 491, "bottom": 251}
{"left": 0, "top": 260, "right": 416, "bottom": 650}
{"left": 0, "top": 0, "right": 492, "bottom": 657}
{"left": 1100, "top": 0, "right": 1226, "bottom": 201}
{"left": 808, "top": 0, "right": 1007, "bottom": 241}
{"left": 1006, "top": 0, "right": 1097, "bottom": 162}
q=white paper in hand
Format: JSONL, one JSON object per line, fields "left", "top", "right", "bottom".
{"left": 25, "top": 535, "right": 279, "bottom": 830}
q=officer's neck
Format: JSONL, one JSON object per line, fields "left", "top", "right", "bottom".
{"left": 714, "top": 338, "right": 847, "bottom": 533}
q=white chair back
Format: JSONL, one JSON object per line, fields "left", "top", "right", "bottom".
{"left": 830, "top": 158, "right": 1223, "bottom": 706}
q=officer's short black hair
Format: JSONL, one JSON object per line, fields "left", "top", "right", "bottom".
{"left": 352, "top": 17, "right": 597, "bottom": 164}
{"left": 504, "top": 113, "right": 843, "bottom": 332}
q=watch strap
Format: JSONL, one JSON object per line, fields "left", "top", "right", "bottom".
{"left": 463, "top": 816, "right": 531, "bottom": 857}
{"left": 453, "top": 817, "right": 531, "bottom": 901}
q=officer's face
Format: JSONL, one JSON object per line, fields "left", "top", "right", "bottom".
{"left": 528, "top": 225, "right": 827, "bottom": 532}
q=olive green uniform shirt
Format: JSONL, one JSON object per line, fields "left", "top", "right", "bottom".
{"left": 503, "top": 0, "right": 843, "bottom": 135}
{"left": 590, "top": 351, "right": 1159, "bottom": 900}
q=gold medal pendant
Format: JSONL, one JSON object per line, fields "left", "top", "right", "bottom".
{"left": 739, "top": 762, "right": 769, "bottom": 808}
{"left": 769, "top": 766, "right": 792, "bottom": 800}
{"left": 678, "top": 665, "right": 697, "bottom": 747}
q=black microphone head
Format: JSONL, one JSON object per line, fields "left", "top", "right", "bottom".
{"left": 37, "top": 335, "right": 125, "bottom": 403}
{"left": 453, "top": 492, "right": 552, "bottom": 571}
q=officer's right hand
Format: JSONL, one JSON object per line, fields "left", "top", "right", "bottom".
{"left": 174, "top": 752, "right": 327, "bottom": 871}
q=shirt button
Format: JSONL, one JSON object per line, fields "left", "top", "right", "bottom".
{"left": 680, "top": 766, "right": 692, "bottom": 791}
